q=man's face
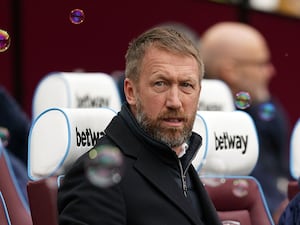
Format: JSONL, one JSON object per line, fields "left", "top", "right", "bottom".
{"left": 125, "top": 47, "right": 201, "bottom": 148}
{"left": 232, "top": 39, "right": 275, "bottom": 103}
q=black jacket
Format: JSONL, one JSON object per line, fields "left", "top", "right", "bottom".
{"left": 58, "top": 104, "right": 221, "bottom": 225}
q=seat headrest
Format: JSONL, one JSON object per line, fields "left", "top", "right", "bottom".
{"left": 28, "top": 107, "right": 117, "bottom": 180}
{"left": 192, "top": 110, "right": 259, "bottom": 176}
{"left": 32, "top": 72, "right": 122, "bottom": 119}
{"left": 198, "top": 79, "right": 235, "bottom": 111}
{"left": 290, "top": 118, "right": 300, "bottom": 180}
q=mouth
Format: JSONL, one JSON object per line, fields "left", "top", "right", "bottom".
{"left": 162, "top": 117, "right": 185, "bottom": 127}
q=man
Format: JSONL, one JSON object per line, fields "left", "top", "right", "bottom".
{"left": 57, "top": 27, "right": 221, "bottom": 224}
{"left": 199, "top": 21, "right": 290, "bottom": 217}
{"left": 277, "top": 190, "right": 300, "bottom": 225}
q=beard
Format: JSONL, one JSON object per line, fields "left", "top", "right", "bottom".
{"left": 135, "top": 97, "right": 196, "bottom": 148}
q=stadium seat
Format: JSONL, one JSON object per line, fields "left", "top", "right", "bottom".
{"left": 0, "top": 192, "right": 11, "bottom": 225}
{"left": 27, "top": 108, "right": 272, "bottom": 225}
{"left": 27, "top": 176, "right": 63, "bottom": 225}
{"left": 28, "top": 107, "right": 117, "bottom": 180}
{"left": 198, "top": 79, "right": 235, "bottom": 111}
{"left": 193, "top": 110, "right": 274, "bottom": 225}
{"left": 202, "top": 175, "right": 273, "bottom": 225}
{"left": 0, "top": 142, "right": 32, "bottom": 225}
{"left": 192, "top": 110, "right": 259, "bottom": 175}
{"left": 287, "top": 118, "right": 300, "bottom": 200}
{"left": 27, "top": 107, "right": 116, "bottom": 225}
{"left": 32, "top": 72, "right": 122, "bottom": 119}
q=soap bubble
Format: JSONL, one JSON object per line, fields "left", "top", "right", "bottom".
{"left": 201, "top": 177, "right": 226, "bottom": 187}
{"left": 258, "top": 102, "right": 275, "bottom": 121}
{"left": 69, "top": 9, "right": 85, "bottom": 24}
{"left": 85, "top": 144, "right": 124, "bottom": 188}
{"left": 0, "top": 29, "right": 11, "bottom": 52}
{"left": 0, "top": 127, "right": 10, "bottom": 147}
{"left": 235, "top": 91, "right": 251, "bottom": 109}
{"left": 232, "top": 179, "right": 249, "bottom": 197}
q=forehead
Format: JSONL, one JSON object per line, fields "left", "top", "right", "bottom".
{"left": 141, "top": 46, "right": 199, "bottom": 72}
{"left": 233, "top": 37, "right": 270, "bottom": 61}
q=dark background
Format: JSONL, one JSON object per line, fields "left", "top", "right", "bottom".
{"left": 0, "top": 0, "right": 299, "bottom": 128}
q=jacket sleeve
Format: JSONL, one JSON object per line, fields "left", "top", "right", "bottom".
{"left": 57, "top": 152, "right": 126, "bottom": 225}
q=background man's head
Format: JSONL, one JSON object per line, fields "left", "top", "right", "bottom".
{"left": 200, "top": 21, "right": 276, "bottom": 103}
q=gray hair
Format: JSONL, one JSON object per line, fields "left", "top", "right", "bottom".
{"left": 125, "top": 26, "right": 204, "bottom": 83}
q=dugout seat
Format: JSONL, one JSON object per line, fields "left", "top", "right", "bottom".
{"left": 32, "top": 72, "right": 122, "bottom": 119}
{"left": 192, "top": 110, "right": 274, "bottom": 225}
{"left": 27, "top": 107, "right": 116, "bottom": 225}
{"left": 198, "top": 79, "right": 235, "bottom": 111}
{"left": 27, "top": 109, "right": 273, "bottom": 225}
{"left": 0, "top": 191, "right": 11, "bottom": 225}
{"left": 0, "top": 142, "right": 32, "bottom": 225}
{"left": 287, "top": 118, "right": 300, "bottom": 200}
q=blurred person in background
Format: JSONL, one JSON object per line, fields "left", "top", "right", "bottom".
{"left": 277, "top": 187, "right": 300, "bottom": 225}
{"left": 199, "top": 21, "right": 291, "bottom": 221}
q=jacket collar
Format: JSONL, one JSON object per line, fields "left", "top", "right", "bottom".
{"left": 115, "top": 103, "right": 202, "bottom": 166}
{"left": 105, "top": 104, "right": 205, "bottom": 225}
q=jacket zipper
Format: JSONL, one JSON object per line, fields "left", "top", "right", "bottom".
{"left": 177, "top": 142, "right": 201, "bottom": 197}
{"left": 178, "top": 159, "right": 188, "bottom": 197}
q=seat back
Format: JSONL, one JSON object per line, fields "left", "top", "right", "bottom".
{"left": 27, "top": 107, "right": 116, "bottom": 225}
{"left": 0, "top": 192, "right": 11, "bottom": 225}
{"left": 192, "top": 110, "right": 259, "bottom": 176}
{"left": 27, "top": 109, "right": 270, "bottom": 225}
{"left": 192, "top": 110, "right": 274, "bottom": 225}
{"left": 287, "top": 118, "right": 300, "bottom": 200}
{"left": 32, "top": 72, "right": 122, "bottom": 119}
{"left": 202, "top": 176, "right": 273, "bottom": 225}
{"left": 0, "top": 143, "right": 32, "bottom": 225}
{"left": 28, "top": 107, "right": 117, "bottom": 180}
{"left": 27, "top": 176, "right": 62, "bottom": 225}
{"left": 198, "top": 79, "right": 235, "bottom": 111}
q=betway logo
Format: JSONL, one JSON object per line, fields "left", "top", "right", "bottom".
{"left": 76, "top": 95, "right": 110, "bottom": 108}
{"left": 76, "top": 127, "right": 102, "bottom": 147}
{"left": 198, "top": 102, "right": 223, "bottom": 111}
{"left": 214, "top": 132, "right": 248, "bottom": 154}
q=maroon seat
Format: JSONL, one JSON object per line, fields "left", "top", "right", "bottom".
{"left": 27, "top": 176, "right": 62, "bottom": 225}
{"left": 0, "top": 192, "right": 11, "bottom": 225}
{"left": 287, "top": 180, "right": 300, "bottom": 200}
{"left": 202, "top": 176, "right": 274, "bottom": 225}
{"left": 27, "top": 107, "right": 117, "bottom": 225}
{"left": 287, "top": 120, "right": 300, "bottom": 201}
{"left": 0, "top": 146, "right": 32, "bottom": 225}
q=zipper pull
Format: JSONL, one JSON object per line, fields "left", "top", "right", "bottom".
{"left": 182, "top": 175, "right": 188, "bottom": 197}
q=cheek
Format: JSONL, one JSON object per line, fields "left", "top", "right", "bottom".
{"left": 182, "top": 95, "right": 199, "bottom": 116}
{"left": 140, "top": 93, "right": 166, "bottom": 116}
{"left": 189, "top": 98, "right": 200, "bottom": 111}
{"left": 142, "top": 96, "right": 165, "bottom": 117}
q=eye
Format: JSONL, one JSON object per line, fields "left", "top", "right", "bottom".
{"left": 180, "top": 82, "right": 194, "bottom": 93}
{"left": 154, "top": 81, "right": 165, "bottom": 87}
{"left": 182, "top": 82, "right": 193, "bottom": 88}
{"left": 153, "top": 80, "right": 168, "bottom": 92}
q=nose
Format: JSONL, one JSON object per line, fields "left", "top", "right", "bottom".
{"left": 165, "top": 86, "right": 182, "bottom": 109}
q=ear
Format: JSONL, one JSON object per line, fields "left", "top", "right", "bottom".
{"left": 124, "top": 78, "right": 137, "bottom": 105}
